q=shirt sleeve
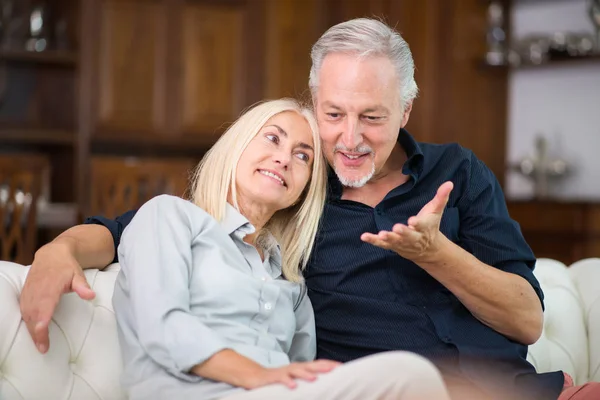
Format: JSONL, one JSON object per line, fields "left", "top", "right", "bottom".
{"left": 287, "top": 285, "right": 317, "bottom": 362}
{"left": 116, "top": 195, "right": 229, "bottom": 380}
{"left": 84, "top": 209, "right": 137, "bottom": 263}
{"left": 457, "top": 152, "right": 545, "bottom": 309}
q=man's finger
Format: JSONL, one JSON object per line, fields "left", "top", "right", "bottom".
{"left": 431, "top": 181, "right": 453, "bottom": 213}
{"left": 360, "top": 233, "right": 391, "bottom": 249}
{"left": 416, "top": 181, "right": 454, "bottom": 218}
{"left": 33, "top": 320, "right": 50, "bottom": 354}
{"left": 31, "top": 290, "right": 61, "bottom": 353}
{"left": 72, "top": 274, "right": 96, "bottom": 300}
{"left": 393, "top": 224, "right": 420, "bottom": 243}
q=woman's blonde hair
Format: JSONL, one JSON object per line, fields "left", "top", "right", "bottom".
{"left": 190, "top": 98, "right": 327, "bottom": 283}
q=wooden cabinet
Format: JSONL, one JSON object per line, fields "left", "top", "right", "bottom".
{"left": 263, "top": 0, "right": 323, "bottom": 99}
{"left": 90, "top": 0, "right": 261, "bottom": 145}
{"left": 95, "top": 0, "right": 166, "bottom": 135}
{"left": 507, "top": 201, "right": 600, "bottom": 265}
{"left": 0, "top": 0, "right": 515, "bottom": 250}
{"left": 177, "top": 2, "right": 247, "bottom": 139}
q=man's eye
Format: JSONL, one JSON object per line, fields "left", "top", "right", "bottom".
{"left": 364, "top": 116, "right": 381, "bottom": 121}
{"left": 327, "top": 113, "right": 341, "bottom": 119}
{"left": 266, "top": 134, "right": 279, "bottom": 144}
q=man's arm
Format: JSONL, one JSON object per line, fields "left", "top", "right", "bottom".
{"left": 418, "top": 233, "right": 543, "bottom": 345}
{"left": 20, "top": 209, "right": 137, "bottom": 354}
{"left": 362, "top": 182, "right": 542, "bottom": 345}
{"left": 362, "top": 154, "right": 544, "bottom": 345}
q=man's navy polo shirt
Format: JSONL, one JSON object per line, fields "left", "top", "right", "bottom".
{"left": 303, "top": 128, "right": 564, "bottom": 399}
{"left": 85, "top": 128, "right": 564, "bottom": 399}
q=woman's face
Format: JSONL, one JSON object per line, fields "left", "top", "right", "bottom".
{"left": 235, "top": 111, "right": 315, "bottom": 213}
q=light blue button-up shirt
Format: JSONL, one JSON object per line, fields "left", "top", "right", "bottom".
{"left": 113, "top": 195, "right": 315, "bottom": 400}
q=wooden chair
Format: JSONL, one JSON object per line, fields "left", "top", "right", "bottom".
{"left": 90, "top": 156, "right": 196, "bottom": 218}
{"left": 0, "top": 154, "right": 49, "bottom": 264}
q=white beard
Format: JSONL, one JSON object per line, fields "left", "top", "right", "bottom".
{"left": 335, "top": 161, "right": 376, "bottom": 188}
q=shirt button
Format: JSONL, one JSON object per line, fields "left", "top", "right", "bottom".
{"left": 264, "top": 303, "right": 272, "bottom": 310}
{"left": 261, "top": 277, "right": 267, "bottom": 282}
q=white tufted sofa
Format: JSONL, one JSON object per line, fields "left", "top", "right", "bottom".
{"left": 1, "top": 258, "right": 599, "bottom": 400}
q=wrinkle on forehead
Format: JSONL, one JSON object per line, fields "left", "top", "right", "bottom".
{"left": 317, "top": 53, "right": 400, "bottom": 111}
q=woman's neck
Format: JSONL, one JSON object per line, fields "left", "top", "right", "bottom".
{"left": 233, "top": 197, "right": 274, "bottom": 247}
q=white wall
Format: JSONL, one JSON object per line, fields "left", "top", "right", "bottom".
{"left": 506, "top": 0, "right": 600, "bottom": 200}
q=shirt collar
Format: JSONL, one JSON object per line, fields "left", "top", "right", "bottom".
{"left": 220, "top": 203, "right": 254, "bottom": 235}
{"left": 328, "top": 128, "right": 425, "bottom": 199}
{"left": 220, "top": 203, "right": 283, "bottom": 274}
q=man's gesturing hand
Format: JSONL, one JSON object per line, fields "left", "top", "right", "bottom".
{"left": 20, "top": 241, "right": 95, "bottom": 354}
{"left": 361, "top": 181, "right": 454, "bottom": 263}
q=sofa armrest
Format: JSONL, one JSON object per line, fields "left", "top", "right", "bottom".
{"left": 528, "top": 258, "right": 589, "bottom": 385}
{"left": 0, "top": 260, "right": 125, "bottom": 400}
{"left": 569, "top": 258, "right": 600, "bottom": 382}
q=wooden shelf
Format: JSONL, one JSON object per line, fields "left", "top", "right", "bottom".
{"left": 91, "top": 133, "right": 216, "bottom": 157}
{"left": 0, "top": 128, "right": 75, "bottom": 145}
{"left": 0, "top": 50, "right": 77, "bottom": 67}
{"left": 481, "top": 52, "right": 600, "bottom": 70}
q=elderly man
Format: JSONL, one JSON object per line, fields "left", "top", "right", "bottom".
{"left": 20, "top": 18, "right": 598, "bottom": 400}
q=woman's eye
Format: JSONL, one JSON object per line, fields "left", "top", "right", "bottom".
{"left": 295, "top": 153, "right": 310, "bottom": 162}
{"left": 266, "top": 134, "right": 279, "bottom": 144}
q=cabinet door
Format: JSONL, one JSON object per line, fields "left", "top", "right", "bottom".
{"left": 176, "top": 1, "right": 249, "bottom": 142}
{"left": 263, "top": 0, "right": 322, "bottom": 100}
{"left": 94, "top": 0, "right": 168, "bottom": 137}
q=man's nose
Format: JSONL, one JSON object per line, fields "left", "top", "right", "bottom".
{"left": 341, "top": 118, "right": 362, "bottom": 149}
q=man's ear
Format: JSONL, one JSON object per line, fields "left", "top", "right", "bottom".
{"left": 401, "top": 101, "right": 413, "bottom": 128}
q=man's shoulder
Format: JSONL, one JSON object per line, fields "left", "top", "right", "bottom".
{"left": 419, "top": 141, "right": 474, "bottom": 161}
{"left": 418, "top": 141, "right": 479, "bottom": 175}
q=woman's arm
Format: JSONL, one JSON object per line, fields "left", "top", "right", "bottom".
{"left": 288, "top": 287, "right": 317, "bottom": 362}
{"left": 117, "top": 195, "right": 230, "bottom": 380}
{"left": 192, "top": 349, "right": 340, "bottom": 389}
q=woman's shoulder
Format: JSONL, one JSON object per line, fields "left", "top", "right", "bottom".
{"left": 136, "top": 194, "right": 216, "bottom": 228}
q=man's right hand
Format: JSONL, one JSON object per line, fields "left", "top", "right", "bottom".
{"left": 20, "top": 240, "right": 96, "bottom": 354}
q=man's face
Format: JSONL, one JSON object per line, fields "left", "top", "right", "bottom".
{"left": 314, "top": 53, "right": 411, "bottom": 187}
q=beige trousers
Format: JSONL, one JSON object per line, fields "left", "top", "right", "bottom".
{"left": 221, "top": 351, "right": 451, "bottom": 400}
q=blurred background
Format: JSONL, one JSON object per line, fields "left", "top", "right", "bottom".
{"left": 0, "top": 0, "right": 598, "bottom": 265}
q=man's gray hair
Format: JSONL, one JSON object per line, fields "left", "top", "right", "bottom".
{"left": 309, "top": 18, "right": 418, "bottom": 110}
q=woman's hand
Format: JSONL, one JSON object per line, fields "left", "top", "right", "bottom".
{"left": 244, "top": 360, "right": 341, "bottom": 389}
